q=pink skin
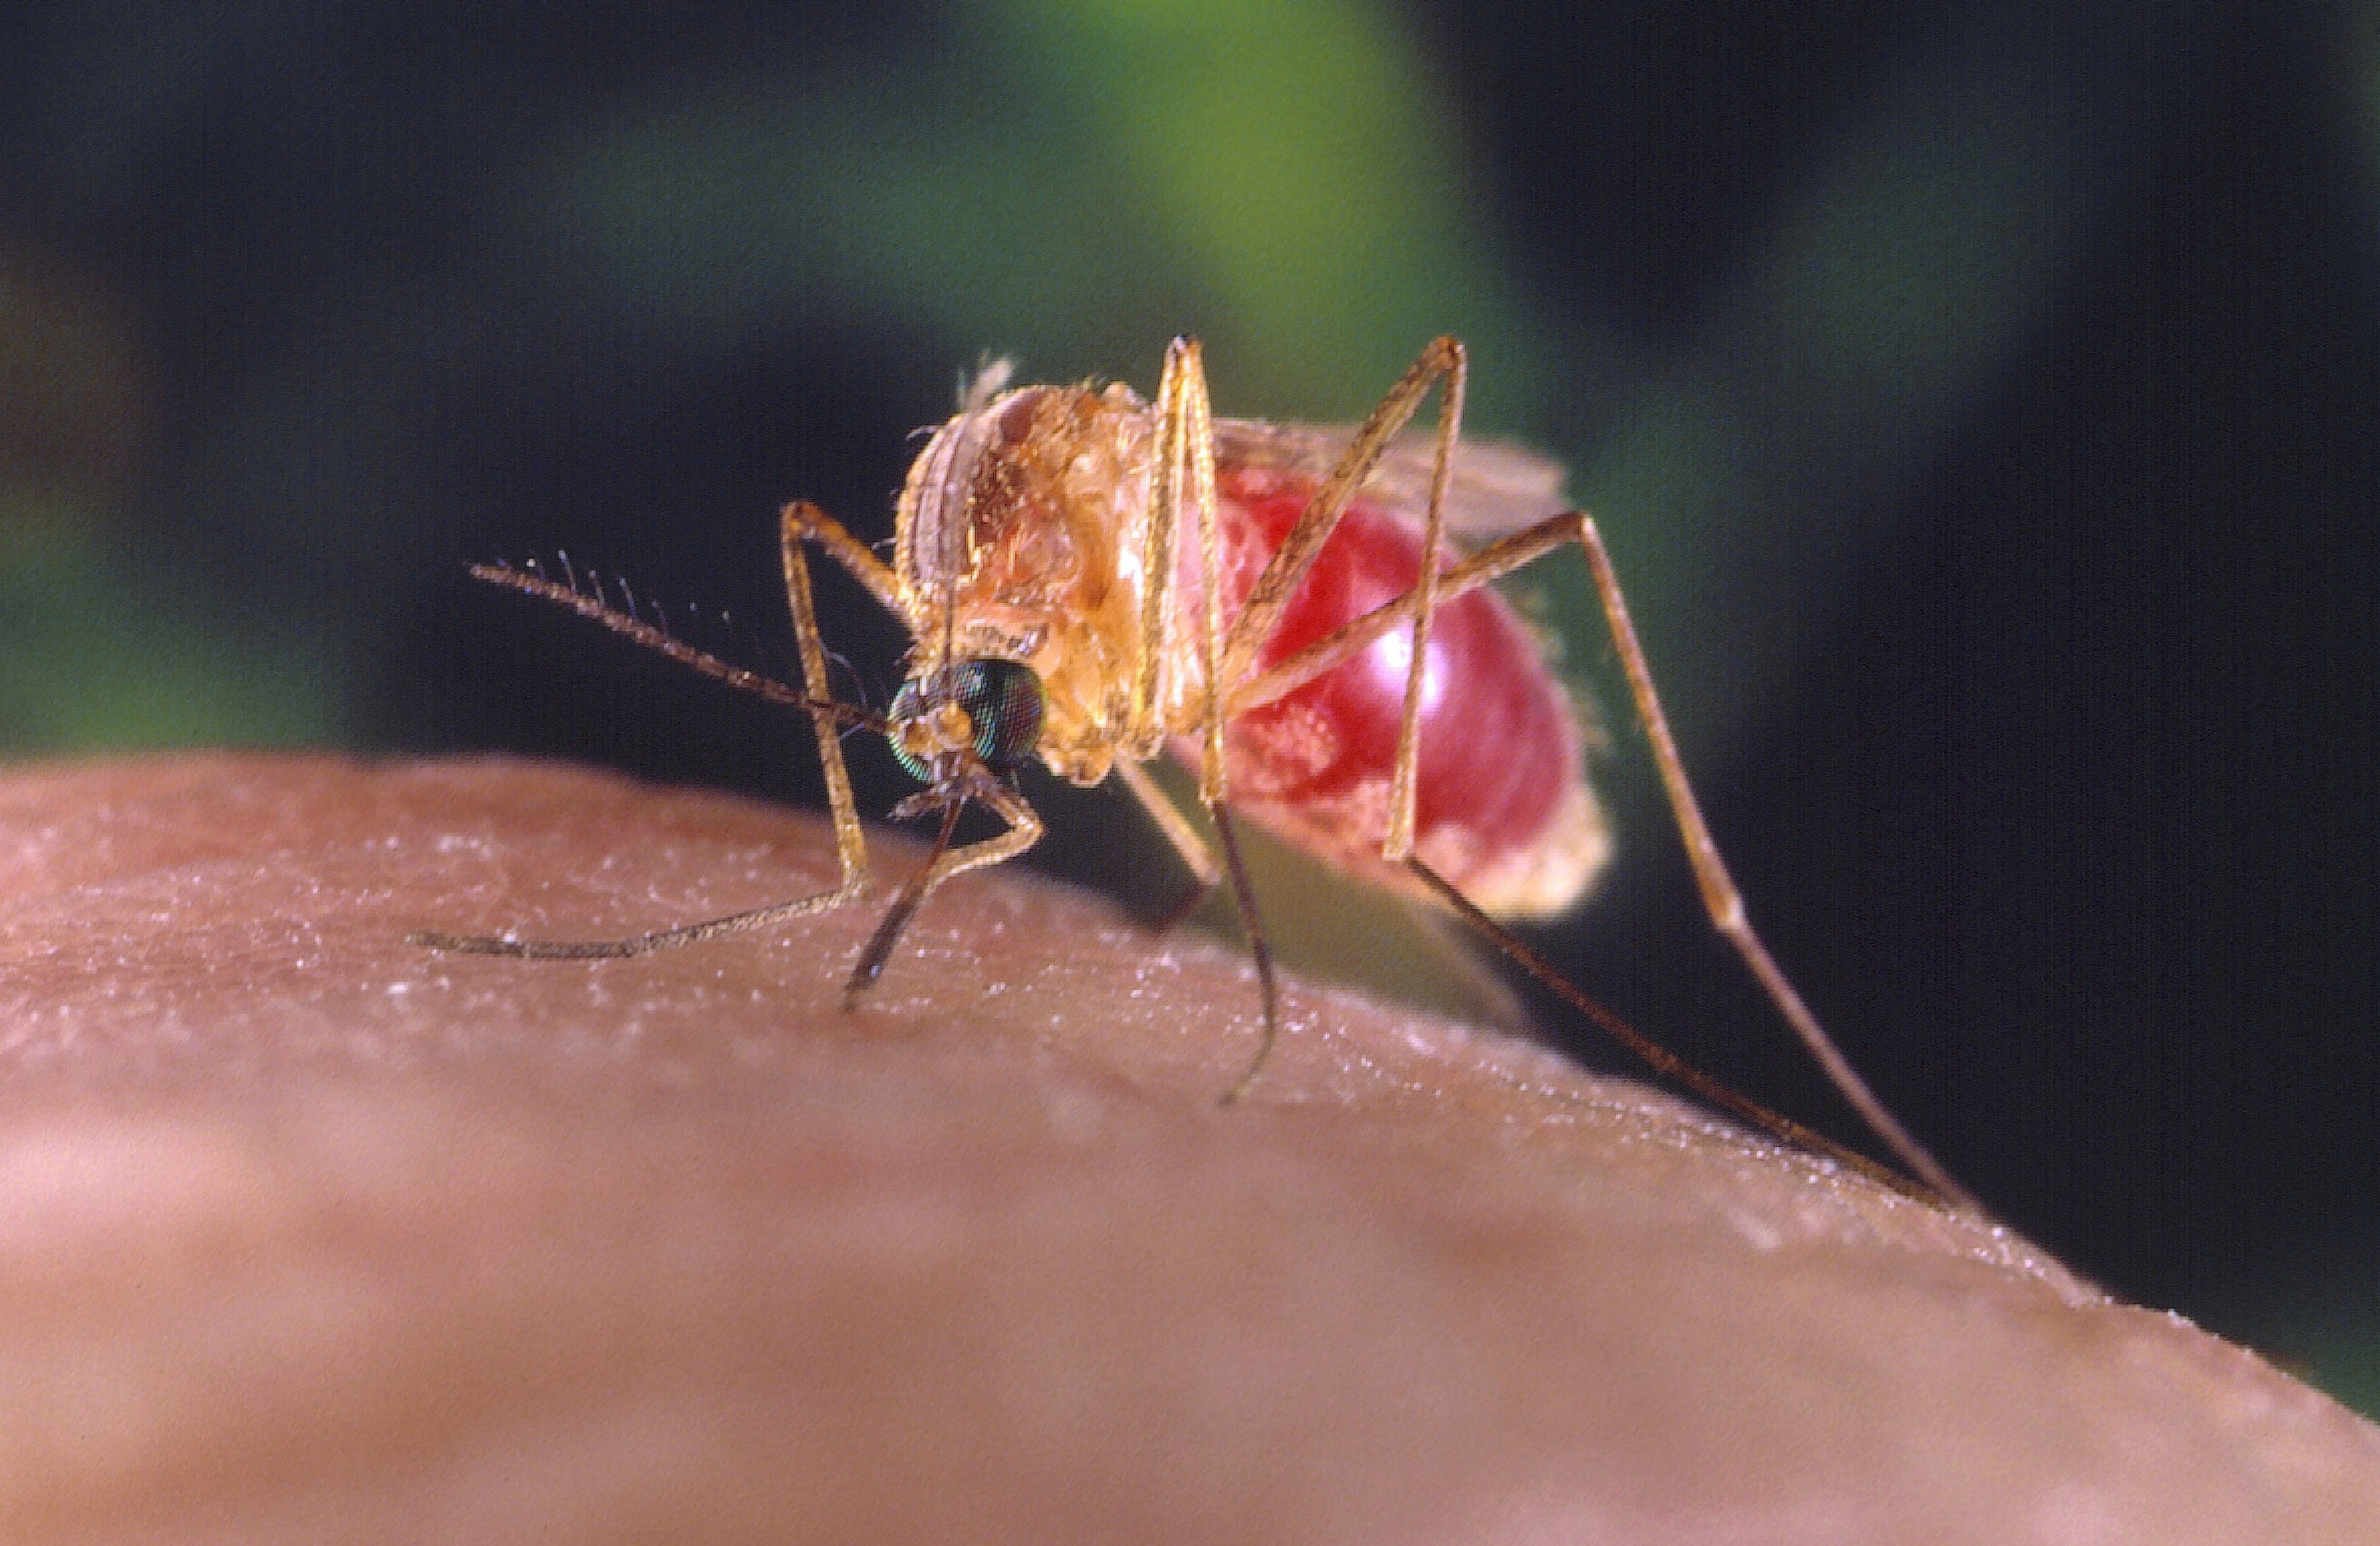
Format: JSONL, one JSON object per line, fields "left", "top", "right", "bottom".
{"left": 1, "top": 754, "right": 2374, "bottom": 1542}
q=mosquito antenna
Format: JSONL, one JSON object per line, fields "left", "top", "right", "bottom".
{"left": 842, "top": 796, "right": 965, "bottom": 1006}
{"left": 464, "top": 562, "right": 888, "bottom": 733}
{"left": 1404, "top": 856, "right": 1966, "bottom": 1211}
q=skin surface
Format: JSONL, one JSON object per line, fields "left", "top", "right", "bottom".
{"left": 1, "top": 753, "right": 2375, "bottom": 1544}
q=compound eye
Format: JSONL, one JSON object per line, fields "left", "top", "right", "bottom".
{"left": 886, "top": 659, "right": 1045, "bottom": 783}
{"left": 952, "top": 659, "right": 1045, "bottom": 774}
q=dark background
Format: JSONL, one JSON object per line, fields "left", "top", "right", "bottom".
{"left": 3, "top": 2, "right": 2374, "bottom": 1412}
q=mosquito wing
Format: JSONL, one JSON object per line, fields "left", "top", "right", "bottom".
{"left": 1212, "top": 418, "right": 1569, "bottom": 538}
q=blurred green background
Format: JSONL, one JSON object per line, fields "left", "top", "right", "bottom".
{"left": 2, "top": 1, "right": 2376, "bottom": 1416}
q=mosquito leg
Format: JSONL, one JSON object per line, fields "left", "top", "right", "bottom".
{"left": 918, "top": 779, "right": 1046, "bottom": 887}
{"left": 1216, "top": 338, "right": 1465, "bottom": 691}
{"left": 1217, "top": 503, "right": 1979, "bottom": 1208}
{"left": 1570, "top": 516, "right": 1981, "bottom": 1212}
{"left": 1210, "top": 800, "right": 1284, "bottom": 1105}
{"left": 843, "top": 797, "right": 965, "bottom": 1005}
{"left": 1134, "top": 338, "right": 1197, "bottom": 737}
{"left": 1126, "top": 336, "right": 1227, "bottom": 788}
{"left": 1224, "top": 503, "right": 1577, "bottom": 717}
{"left": 791, "top": 499, "right": 1059, "bottom": 1009}
{"left": 1113, "top": 758, "right": 1223, "bottom": 933}
{"left": 780, "top": 501, "right": 884, "bottom": 897}
{"left": 1121, "top": 753, "right": 1522, "bottom": 1030}
{"left": 1203, "top": 336, "right": 1466, "bottom": 863}
{"left": 1403, "top": 856, "right": 1942, "bottom": 1205}
{"left": 1137, "top": 339, "right": 1287, "bottom": 1100}
{"left": 408, "top": 889, "right": 862, "bottom": 960}
{"left": 1382, "top": 346, "right": 1463, "bottom": 861}
{"left": 840, "top": 780, "right": 1046, "bottom": 1003}
{"left": 781, "top": 498, "right": 907, "bottom": 618}
{"left": 1159, "top": 337, "right": 1467, "bottom": 1099}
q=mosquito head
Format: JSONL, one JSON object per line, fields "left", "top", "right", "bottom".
{"left": 887, "top": 658, "right": 1046, "bottom": 786}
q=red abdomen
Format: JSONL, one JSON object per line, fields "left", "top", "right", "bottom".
{"left": 1181, "top": 467, "right": 1606, "bottom": 920}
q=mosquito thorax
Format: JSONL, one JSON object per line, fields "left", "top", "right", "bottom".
{"left": 886, "top": 658, "right": 1047, "bottom": 784}
{"left": 893, "top": 375, "right": 1163, "bottom": 790}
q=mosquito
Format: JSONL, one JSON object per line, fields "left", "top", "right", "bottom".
{"left": 413, "top": 336, "right": 1978, "bottom": 1212}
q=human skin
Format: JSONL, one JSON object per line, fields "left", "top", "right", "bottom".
{"left": 1, "top": 755, "right": 2375, "bottom": 1543}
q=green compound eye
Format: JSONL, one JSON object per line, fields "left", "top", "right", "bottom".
{"left": 961, "top": 659, "right": 1046, "bottom": 771}
{"left": 887, "top": 659, "right": 1046, "bottom": 783}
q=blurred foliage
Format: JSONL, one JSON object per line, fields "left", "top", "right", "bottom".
{"left": 0, "top": 241, "right": 336, "bottom": 748}
{"left": 0, "top": 519, "right": 337, "bottom": 747}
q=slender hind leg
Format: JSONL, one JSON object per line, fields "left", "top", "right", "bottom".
{"left": 840, "top": 777, "right": 1046, "bottom": 1001}
{"left": 1157, "top": 336, "right": 1469, "bottom": 1099}
{"left": 1145, "top": 336, "right": 1467, "bottom": 1099}
{"left": 1567, "top": 519, "right": 1975, "bottom": 1211}
{"left": 1212, "top": 338, "right": 1467, "bottom": 864}
{"left": 778, "top": 500, "right": 902, "bottom": 893}
{"left": 1138, "top": 338, "right": 1283, "bottom": 1100}
{"left": 1113, "top": 758, "right": 1224, "bottom": 934}
{"left": 1222, "top": 505, "right": 1978, "bottom": 1211}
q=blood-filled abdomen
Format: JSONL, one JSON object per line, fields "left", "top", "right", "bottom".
{"left": 1183, "top": 466, "right": 1609, "bottom": 921}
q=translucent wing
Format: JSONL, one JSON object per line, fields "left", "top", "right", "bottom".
{"left": 1212, "top": 419, "right": 1569, "bottom": 538}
